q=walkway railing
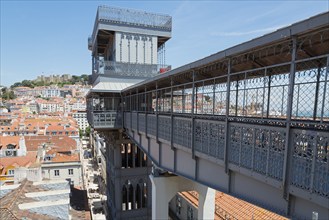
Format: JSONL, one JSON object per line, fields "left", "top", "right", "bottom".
{"left": 87, "top": 111, "right": 121, "bottom": 129}
{"left": 97, "top": 60, "right": 163, "bottom": 78}
{"left": 123, "top": 55, "right": 328, "bottom": 124}
{"left": 121, "top": 46, "right": 329, "bottom": 208}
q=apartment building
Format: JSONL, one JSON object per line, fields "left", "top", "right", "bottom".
{"left": 72, "top": 110, "right": 89, "bottom": 131}
{"left": 41, "top": 150, "right": 82, "bottom": 186}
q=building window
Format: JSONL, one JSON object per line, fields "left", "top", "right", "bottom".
{"left": 68, "top": 169, "right": 73, "bottom": 175}
{"left": 54, "top": 170, "right": 60, "bottom": 176}
{"left": 8, "top": 169, "right": 15, "bottom": 175}
{"left": 5, "top": 150, "right": 16, "bottom": 156}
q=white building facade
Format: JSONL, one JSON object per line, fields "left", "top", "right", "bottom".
{"left": 41, "top": 161, "right": 82, "bottom": 186}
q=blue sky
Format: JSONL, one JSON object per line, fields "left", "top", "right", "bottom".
{"left": 1, "top": 0, "right": 328, "bottom": 87}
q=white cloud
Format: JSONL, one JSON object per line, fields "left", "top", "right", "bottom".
{"left": 210, "top": 25, "right": 287, "bottom": 37}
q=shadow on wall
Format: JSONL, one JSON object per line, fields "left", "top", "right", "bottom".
{"left": 70, "top": 186, "right": 90, "bottom": 211}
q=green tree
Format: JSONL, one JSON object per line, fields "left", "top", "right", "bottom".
{"left": 11, "top": 82, "right": 22, "bottom": 88}
{"left": 85, "top": 126, "right": 91, "bottom": 137}
{"left": 79, "top": 128, "right": 84, "bottom": 139}
{"left": 1, "top": 90, "right": 16, "bottom": 100}
{"left": 81, "top": 74, "right": 89, "bottom": 82}
{"left": 21, "top": 80, "right": 33, "bottom": 88}
{"left": 33, "top": 81, "right": 45, "bottom": 87}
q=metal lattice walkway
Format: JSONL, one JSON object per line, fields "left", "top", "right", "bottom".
{"left": 88, "top": 12, "right": 329, "bottom": 219}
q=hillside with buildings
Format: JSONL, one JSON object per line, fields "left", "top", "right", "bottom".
{"left": 10, "top": 74, "right": 90, "bottom": 89}
{"left": 0, "top": 81, "right": 95, "bottom": 219}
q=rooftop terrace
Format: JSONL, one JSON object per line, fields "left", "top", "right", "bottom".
{"left": 97, "top": 5, "right": 172, "bottom": 31}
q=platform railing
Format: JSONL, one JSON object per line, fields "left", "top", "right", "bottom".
{"left": 96, "top": 60, "right": 171, "bottom": 78}
{"left": 121, "top": 53, "right": 329, "bottom": 204}
{"left": 98, "top": 5, "right": 172, "bottom": 31}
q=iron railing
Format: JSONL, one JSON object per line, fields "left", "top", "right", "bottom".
{"left": 121, "top": 54, "right": 329, "bottom": 202}
{"left": 98, "top": 6, "right": 172, "bottom": 31}
{"left": 124, "top": 111, "right": 329, "bottom": 201}
{"left": 87, "top": 97, "right": 122, "bottom": 129}
{"left": 123, "top": 55, "right": 329, "bottom": 124}
{"left": 87, "top": 111, "right": 121, "bottom": 129}
{"left": 89, "top": 6, "right": 172, "bottom": 53}
{"left": 97, "top": 60, "right": 170, "bottom": 78}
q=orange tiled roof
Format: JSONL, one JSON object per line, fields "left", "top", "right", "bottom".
{"left": 49, "top": 152, "right": 80, "bottom": 163}
{"left": 0, "top": 152, "right": 38, "bottom": 175}
{"left": 24, "top": 136, "right": 77, "bottom": 151}
{"left": 0, "top": 136, "right": 21, "bottom": 149}
{"left": 180, "top": 191, "right": 288, "bottom": 220}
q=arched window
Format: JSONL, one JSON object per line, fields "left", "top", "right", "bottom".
{"left": 121, "top": 144, "right": 127, "bottom": 168}
{"left": 122, "top": 185, "right": 127, "bottom": 211}
{"left": 135, "top": 146, "right": 141, "bottom": 167}
{"left": 128, "top": 144, "right": 133, "bottom": 168}
{"left": 128, "top": 183, "right": 134, "bottom": 210}
{"left": 136, "top": 183, "right": 141, "bottom": 209}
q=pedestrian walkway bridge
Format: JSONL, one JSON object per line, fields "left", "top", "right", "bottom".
{"left": 88, "top": 12, "right": 329, "bottom": 219}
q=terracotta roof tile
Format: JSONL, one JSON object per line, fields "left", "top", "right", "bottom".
{"left": 25, "top": 135, "right": 77, "bottom": 151}
{"left": 0, "top": 136, "right": 21, "bottom": 149}
{"left": 180, "top": 191, "right": 288, "bottom": 220}
{"left": 0, "top": 152, "right": 38, "bottom": 175}
{"left": 47, "top": 152, "right": 80, "bottom": 163}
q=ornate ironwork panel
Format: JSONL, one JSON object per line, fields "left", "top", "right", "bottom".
{"left": 147, "top": 114, "right": 156, "bottom": 136}
{"left": 158, "top": 115, "right": 171, "bottom": 141}
{"left": 212, "top": 122, "right": 226, "bottom": 160}
{"left": 139, "top": 114, "right": 146, "bottom": 133}
{"left": 291, "top": 130, "right": 315, "bottom": 191}
{"left": 313, "top": 132, "right": 329, "bottom": 198}
{"left": 132, "top": 112, "right": 138, "bottom": 130}
{"left": 228, "top": 125, "right": 241, "bottom": 164}
{"left": 195, "top": 121, "right": 202, "bottom": 152}
{"left": 291, "top": 129, "right": 329, "bottom": 198}
{"left": 268, "top": 130, "right": 285, "bottom": 180}
{"left": 195, "top": 119, "right": 225, "bottom": 160}
{"left": 173, "top": 117, "right": 192, "bottom": 149}
{"left": 124, "top": 112, "right": 131, "bottom": 129}
{"left": 240, "top": 127, "right": 254, "bottom": 169}
{"left": 92, "top": 112, "right": 119, "bottom": 128}
{"left": 254, "top": 128, "right": 270, "bottom": 175}
{"left": 228, "top": 123, "right": 285, "bottom": 177}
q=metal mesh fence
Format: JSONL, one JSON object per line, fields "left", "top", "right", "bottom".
{"left": 293, "top": 57, "right": 328, "bottom": 121}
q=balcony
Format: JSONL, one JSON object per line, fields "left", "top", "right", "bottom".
{"left": 96, "top": 60, "right": 171, "bottom": 78}
{"left": 87, "top": 97, "right": 122, "bottom": 130}
{"left": 87, "top": 111, "right": 122, "bottom": 130}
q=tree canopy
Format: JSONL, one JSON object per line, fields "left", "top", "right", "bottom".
{"left": 1, "top": 87, "right": 16, "bottom": 100}
{"left": 10, "top": 74, "right": 90, "bottom": 89}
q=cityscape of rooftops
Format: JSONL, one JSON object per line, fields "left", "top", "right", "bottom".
{"left": 0, "top": 1, "right": 328, "bottom": 220}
